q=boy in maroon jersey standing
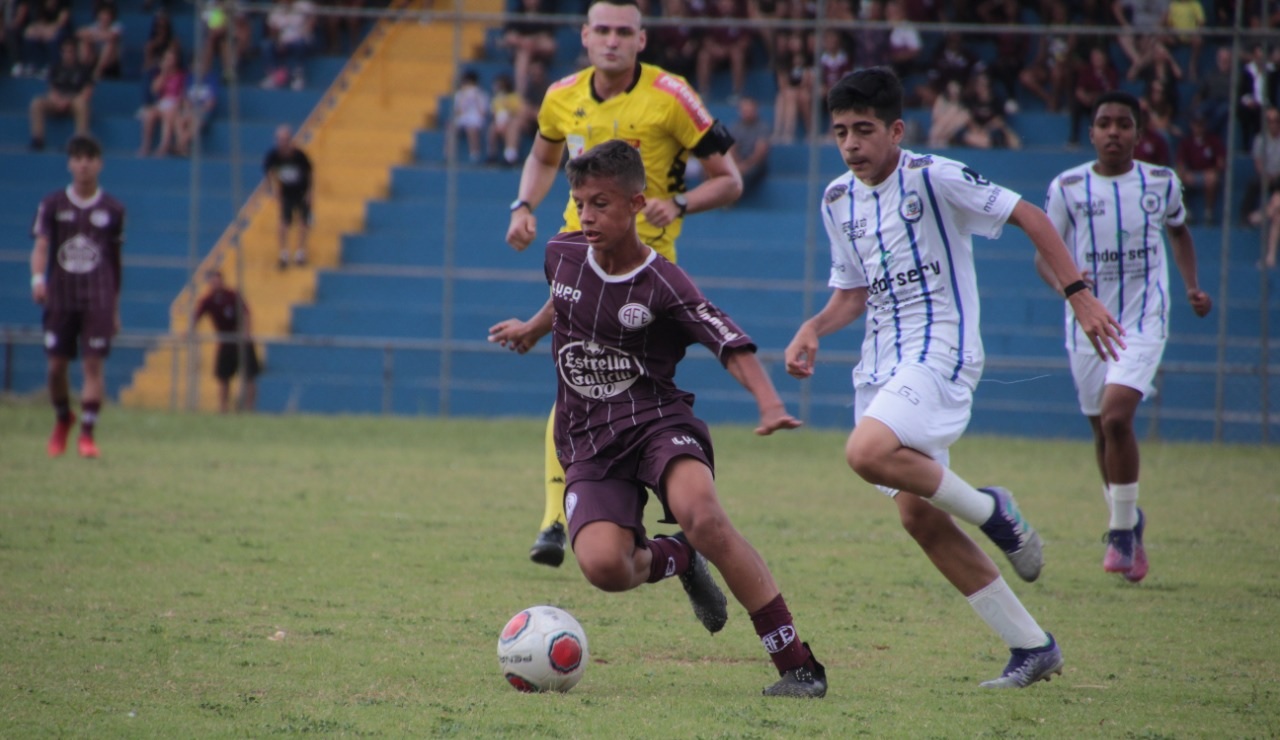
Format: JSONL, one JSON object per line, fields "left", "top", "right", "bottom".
{"left": 190, "top": 269, "right": 260, "bottom": 413}
{"left": 489, "top": 140, "right": 826, "bottom": 697}
{"left": 29, "top": 135, "right": 125, "bottom": 458}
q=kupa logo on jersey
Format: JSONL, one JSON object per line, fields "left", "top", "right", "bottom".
{"left": 618, "top": 302, "right": 653, "bottom": 330}
{"left": 56, "top": 234, "right": 100, "bottom": 273}
{"left": 552, "top": 280, "right": 583, "bottom": 303}
{"left": 559, "top": 341, "right": 644, "bottom": 399}
{"left": 899, "top": 191, "right": 924, "bottom": 223}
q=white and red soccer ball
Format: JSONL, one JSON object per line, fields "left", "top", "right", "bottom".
{"left": 497, "top": 605, "right": 589, "bottom": 693}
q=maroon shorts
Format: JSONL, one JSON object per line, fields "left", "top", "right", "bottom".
{"left": 562, "top": 416, "right": 715, "bottom": 547}
{"left": 43, "top": 307, "right": 114, "bottom": 359}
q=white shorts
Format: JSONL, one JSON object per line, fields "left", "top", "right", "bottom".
{"left": 1069, "top": 335, "right": 1165, "bottom": 416}
{"left": 855, "top": 363, "right": 973, "bottom": 496}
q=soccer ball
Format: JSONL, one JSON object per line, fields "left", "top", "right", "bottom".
{"left": 497, "top": 605, "right": 589, "bottom": 693}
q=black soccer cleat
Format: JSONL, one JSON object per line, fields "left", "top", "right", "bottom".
{"left": 529, "top": 522, "right": 566, "bottom": 567}
{"left": 671, "top": 532, "right": 728, "bottom": 634}
{"left": 763, "top": 644, "right": 828, "bottom": 698}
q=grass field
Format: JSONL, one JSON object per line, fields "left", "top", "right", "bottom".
{"left": 1, "top": 400, "right": 1277, "bottom": 738}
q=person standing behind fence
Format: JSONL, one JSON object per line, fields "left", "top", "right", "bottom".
{"left": 263, "top": 124, "right": 313, "bottom": 269}
{"left": 191, "top": 269, "right": 260, "bottom": 413}
{"left": 1039, "top": 90, "right": 1212, "bottom": 585}
{"left": 505, "top": 0, "right": 743, "bottom": 569}
{"left": 29, "top": 135, "right": 125, "bottom": 460}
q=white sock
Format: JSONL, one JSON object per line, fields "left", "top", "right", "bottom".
{"left": 929, "top": 468, "right": 996, "bottom": 526}
{"left": 1102, "top": 484, "right": 1113, "bottom": 511}
{"left": 1109, "top": 482, "right": 1139, "bottom": 530}
{"left": 966, "top": 576, "right": 1048, "bottom": 650}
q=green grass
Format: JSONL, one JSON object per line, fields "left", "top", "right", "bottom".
{"left": 1, "top": 401, "right": 1277, "bottom": 738}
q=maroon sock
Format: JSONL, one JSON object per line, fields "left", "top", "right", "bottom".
{"left": 645, "top": 536, "right": 692, "bottom": 584}
{"left": 749, "top": 594, "right": 811, "bottom": 674}
{"left": 81, "top": 400, "right": 101, "bottom": 436}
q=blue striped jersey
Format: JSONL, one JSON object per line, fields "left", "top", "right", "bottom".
{"left": 1044, "top": 160, "right": 1185, "bottom": 350}
{"left": 821, "top": 149, "right": 1021, "bottom": 391}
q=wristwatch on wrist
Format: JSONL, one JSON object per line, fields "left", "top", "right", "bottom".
{"left": 510, "top": 199, "right": 532, "bottom": 214}
{"left": 673, "top": 193, "right": 689, "bottom": 217}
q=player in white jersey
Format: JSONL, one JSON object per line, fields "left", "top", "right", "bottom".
{"left": 785, "top": 68, "right": 1124, "bottom": 689}
{"left": 1040, "top": 91, "right": 1212, "bottom": 584}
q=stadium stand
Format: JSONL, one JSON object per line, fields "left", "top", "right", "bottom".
{"left": 2, "top": 2, "right": 1276, "bottom": 442}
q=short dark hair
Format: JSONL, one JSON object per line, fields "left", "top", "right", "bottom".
{"left": 827, "top": 67, "right": 903, "bottom": 125}
{"left": 588, "top": 0, "right": 642, "bottom": 12}
{"left": 67, "top": 135, "right": 102, "bottom": 159}
{"left": 565, "top": 139, "right": 646, "bottom": 195}
{"left": 1092, "top": 90, "right": 1141, "bottom": 123}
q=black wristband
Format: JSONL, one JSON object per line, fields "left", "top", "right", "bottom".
{"left": 1063, "top": 280, "right": 1088, "bottom": 298}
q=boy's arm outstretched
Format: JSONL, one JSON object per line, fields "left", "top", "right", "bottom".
{"left": 784, "top": 287, "right": 868, "bottom": 379}
{"left": 488, "top": 299, "right": 554, "bottom": 354}
{"left": 723, "top": 349, "right": 802, "bottom": 436}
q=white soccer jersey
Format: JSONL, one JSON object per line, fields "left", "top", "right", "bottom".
{"left": 822, "top": 149, "right": 1021, "bottom": 391}
{"left": 1044, "top": 160, "right": 1185, "bottom": 351}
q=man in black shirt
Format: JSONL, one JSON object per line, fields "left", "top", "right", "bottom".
{"left": 28, "top": 36, "right": 92, "bottom": 151}
{"left": 262, "top": 123, "right": 314, "bottom": 268}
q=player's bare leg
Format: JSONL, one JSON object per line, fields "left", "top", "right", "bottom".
{"left": 295, "top": 220, "right": 310, "bottom": 266}
{"left": 664, "top": 458, "right": 826, "bottom": 697}
{"left": 276, "top": 219, "right": 289, "bottom": 269}
{"left": 1097, "top": 384, "right": 1147, "bottom": 581}
{"left": 572, "top": 520, "right": 652, "bottom": 591}
{"left": 217, "top": 379, "right": 231, "bottom": 414}
{"left": 46, "top": 355, "right": 74, "bottom": 457}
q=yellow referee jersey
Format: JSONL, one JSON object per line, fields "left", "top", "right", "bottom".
{"left": 537, "top": 63, "right": 720, "bottom": 261}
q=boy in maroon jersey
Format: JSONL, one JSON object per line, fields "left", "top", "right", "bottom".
{"left": 489, "top": 140, "right": 826, "bottom": 697}
{"left": 190, "top": 269, "right": 260, "bottom": 413}
{"left": 29, "top": 135, "right": 125, "bottom": 458}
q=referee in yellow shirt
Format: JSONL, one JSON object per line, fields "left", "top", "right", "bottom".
{"left": 505, "top": 0, "right": 744, "bottom": 567}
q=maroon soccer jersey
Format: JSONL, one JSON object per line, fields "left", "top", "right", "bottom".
{"left": 1177, "top": 132, "right": 1225, "bottom": 172}
{"left": 32, "top": 187, "right": 126, "bottom": 310}
{"left": 194, "top": 287, "right": 250, "bottom": 336}
{"left": 545, "top": 232, "right": 757, "bottom": 464}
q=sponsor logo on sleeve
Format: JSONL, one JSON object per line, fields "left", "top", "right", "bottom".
{"left": 1060, "top": 174, "right": 1084, "bottom": 186}
{"left": 548, "top": 72, "right": 581, "bottom": 91}
{"left": 653, "top": 73, "right": 713, "bottom": 132}
{"left": 961, "top": 166, "right": 991, "bottom": 186}
{"left": 1148, "top": 168, "right": 1172, "bottom": 178}
{"left": 907, "top": 155, "right": 934, "bottom": 168}
{"left": 694, "top": 302, "right": 740, "bottom": 341}
{"left": 824, "top": 183, "right": 848, "bottom": 204}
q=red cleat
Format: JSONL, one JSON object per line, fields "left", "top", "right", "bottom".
{"left": 47, "top": 414, "right": 75, "bottom": 457}
{"left": 77, "top": 434, "right": 100, "bottom": 459}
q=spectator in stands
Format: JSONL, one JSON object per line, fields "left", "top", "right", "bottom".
{"left": 20, "top": 0, "right": 68, "bottom": 76}
{"left": 142, "top": 7, "right": 175, "bottom": 73}
{"left": 976, "top": 0, "right": 1029, "bottom": 110}
{"left": 522, "top": 57, "right": 549, "bottom": 111}
{"left": 1263, "top": 189, "right": 1280, "bottom": 269}
{"left": 771, "top": 31, "right": 811, "bottom": 144}
{"left": 696, "top": 0, "right": 751, "bottom": 102}
{"left": 448, "top": 69, "right": 488, "bottom": 164}
{"left": 1133, "top": 99, "right": 1171, "bottom": 164}
{"left": 28, "top": 36, "right": 91, "bottom": 151}
{"left": 1238, "top": 44, "right": 1277, "bottom": 151}
{"left": 1069, "top": 46, "right": 1119, "bottom": 146}
{"left": 202, "top": 0, "right": 252, "bottom": 80}
{"left": 263, "top": 124, "right": 314, "bottom": 268}
{"left": 487, "top": 74, "right": 525, "bottom": 167}
{"left": 138, "top": 46, "right": 185, "bottom": 157}
{"left": 851, "top": 0, "right": 889, "bottom": 71}
{"left": 3, "top": 0, "right": 33, "bottom": 77}
{"left": 959, "top": 72, "right": 1022, "bottom": 149}
{"left": 1242, "top": 107, "right": 1280, "bottom": 226}
{"left": 174, "top": 55, "right": 220, "bottom": 156}
{"left": 1176, "top": 114, "right": 1225, "bottom": 223}
{"left": 191, "top": 269, "right": 260, "bottom": 413}
{"left": 727, "top": 95, "right": 769, "bottom": 196}
{"left": 1193, "top": 46, "right": 1233, "bottom": 139}
{"left": 1164, "top": 0, "right": 1205, "bottom": 80}
{"left": 499, "top": 0, "right": 556, "bottom": 99}
{"left": 928, "top": 78, "right": 968, "bottom": 147}
{"left": 817, "top": 30, "right": 852, "bottom": 109}
{"left": 1111, "top": 0, "right": 1170, "bottom": 66}
{"left": 918, "top": 32, "right": 977, "bottom": 110}
{"left": 884, "top": 1, "right": 922, "bottom": 79}
{"left": 76, "top": 4, "right": 121, "bottom": 81}
{"left": 261, "top": 0, "right": 316, "bottom": 90}
{"left": 1143, "top": 77, "right": 1180, "bottom": 146}
{"left": 1126, "top": 32, "right": 1182, "bottom": 85}
{"left": 646, "top": 0, "right": 699, "bottom": 81}
{"left": 1019, "top": 1, "right": 1074, "bottom": 113}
